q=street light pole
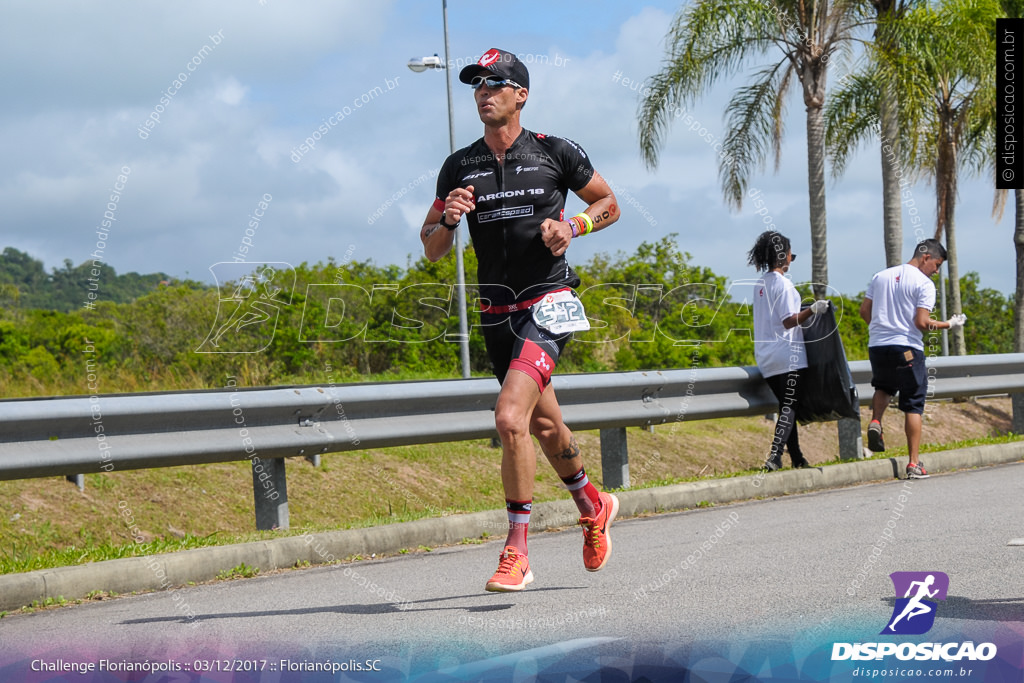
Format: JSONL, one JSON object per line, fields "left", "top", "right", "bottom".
{"left": 442, "top": 0, "right": 471, "bottom": 379}
{"left": 407, "top": 1, "right": 471, "bottom": 379}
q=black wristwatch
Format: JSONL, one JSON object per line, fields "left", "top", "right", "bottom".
{"left": 440, "top": 213, "right": 460, "bottom": 231}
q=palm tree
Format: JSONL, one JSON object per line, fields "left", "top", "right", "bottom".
{"left": 884, "top": 0, "right": 997, "bottom": 354}
{"left": 995, "top": 1, "right": 1024, "bottom": 355}
{"left": 871, "top": 1, "right": 920, "bottom": 267}
{"left": 1007, "top": 185, "right": 1024, "bottom": 352}
{"left": 993, "top": 0, "right": 1024, "bottom": 428}
{"left": 828, "top": 0, "right": 996, "bottom": 355}
{"left": 638, "top": 0, "right": 864, "bottom": 298}
{"left": 1013, "top": 186, "right": 1024, "bottom": 428}
{"left": 825, "top": 2, "right": 922, "bottom": 268}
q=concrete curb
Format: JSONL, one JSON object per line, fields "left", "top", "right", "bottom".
{"left": 2, "top": 441, "right": 1021, "bottom": 613}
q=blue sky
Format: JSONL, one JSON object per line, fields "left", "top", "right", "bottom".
{"left": 0, "top": 0, "right": 1013, "bottom": 300}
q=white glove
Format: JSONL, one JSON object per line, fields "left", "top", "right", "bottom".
{"left": 810, "top": 300, "right": 829, "bottom": 315}
{"left": 946, "top": 313, "right": 967, "bottom": 329}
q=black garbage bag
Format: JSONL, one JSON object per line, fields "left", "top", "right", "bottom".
{"left": 795, "top": 303, "right": 859, "bottom": 424}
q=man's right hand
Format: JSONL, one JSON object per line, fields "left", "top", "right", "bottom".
{"left": 444, "top": 185, "right": 475, "bottom": 224}
{"left": 422, "top": 185, "right": 475, "bottom": 262}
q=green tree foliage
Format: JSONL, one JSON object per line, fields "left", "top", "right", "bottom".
{"left": 0, "top": 241, "right": 1010, "bottom": 398}
{"left": 577, "top": 235, "right": 747, "bottom": 371}
{"left": 0, "top": 247, "right": 173, "bottom": 312}
{"left": 953, "top": 272, "right": 1013, "bottom": 355}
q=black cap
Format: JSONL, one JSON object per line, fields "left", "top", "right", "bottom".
{"left": 458, "top": 48, "right": 530, "bottom": 90}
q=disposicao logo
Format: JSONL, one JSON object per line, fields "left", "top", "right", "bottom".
{"left": 883, "top": 571, "right": 948, "bottom": 635}
{"left": 831, "top": 571, "right": 997, "bottom": 662}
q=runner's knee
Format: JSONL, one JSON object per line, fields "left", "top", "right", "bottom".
{"left": 495, "top": 407, "right": 531, "bottom": 442}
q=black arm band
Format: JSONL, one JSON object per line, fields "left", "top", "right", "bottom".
{"left": 440, "top": 214, "right": 459, "bottom": 231}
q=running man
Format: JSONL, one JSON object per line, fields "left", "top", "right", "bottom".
{"left": 420, "top": 48, "right": 620, "bottom": 592}
{"left": 859, "top": 239, "right": 966, "bottom": 479}
{"left": 886, "top": 574, "right": 939, "bottom": 632}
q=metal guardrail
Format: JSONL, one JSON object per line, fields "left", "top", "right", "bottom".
{"left": 2, "top": 353, "right": 1022, "bottom": 529}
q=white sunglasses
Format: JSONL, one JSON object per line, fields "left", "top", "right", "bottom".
{"left": 470, "top": 75, "right": 522, "bottom": 90}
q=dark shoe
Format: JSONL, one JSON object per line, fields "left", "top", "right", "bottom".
{"left": 791, "top": 455, "right": 811, "bottom": 469}
{"left": 867, "top": 420, "right": 885, "bottom": 452}
{"left": 906, "top": 462, "right": 930, "bottom": 479}
{"left": 764, "top": 455, "right": 782, "bottom": 471}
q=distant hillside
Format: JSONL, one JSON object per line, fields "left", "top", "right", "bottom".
{"left": 0, "top": 247, "right": 177, "bottom": 312}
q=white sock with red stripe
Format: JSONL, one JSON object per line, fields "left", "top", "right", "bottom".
{"left": 505, "top": 499, "right": 531, "bottom": 554}
{"left": 561, "top": 467, "right": 601, "bottom": 518}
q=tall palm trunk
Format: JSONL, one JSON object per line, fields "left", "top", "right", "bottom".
{"left": 935, "top": 113, "right": 966, "bottom": 354}
{"left": 1014, "top": 189, "right": 1024, "bottom": 431}
{"left": 944, "top": 200, "right": 965, "bottom": 354}
{"left": 879, "top": 85, "right": 903, "bottom": 266}
{"left": 804, "top": 69, "right": 829, "bottom": 298}
{"left": 1016, "top": 189, "right": 1024, "bottom": 353}
{"left": 875, "top": 1, "right": 903, "bottom": 267}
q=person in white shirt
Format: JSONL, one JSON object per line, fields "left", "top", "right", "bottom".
{"left": 747, "top": 231, "right": 829, "bottom": 471}
{"left": 859, "top": 238, "right": 966, "bottom": 479}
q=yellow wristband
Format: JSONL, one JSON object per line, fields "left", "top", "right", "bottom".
{"left": 573, "top": 212, "right": 594, "bottom": 235}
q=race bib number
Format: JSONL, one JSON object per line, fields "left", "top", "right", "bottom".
{"left": 531, "top": 290, "right": 590, "bottom": 334}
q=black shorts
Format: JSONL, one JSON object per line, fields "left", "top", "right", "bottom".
{"left": 481, "top": 309, "right": 571, "bottom": 391}
{"left": 869, "top": 345, "right": 927, "bottom": 414}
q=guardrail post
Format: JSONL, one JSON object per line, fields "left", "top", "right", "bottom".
{"left": 600, "top": 427, "right": 629, "bottom": 489}
{"left": 253, "top": 458, "right": 289, "bottom": 530}
{"left": 65, "top": 474, "right": 84, "bottom": 491}
{"left": 837, "top": 417, "right": 863, "bottom": 461}
{"left": 1013, "top": 393, "right": 1024, "bottom": 434}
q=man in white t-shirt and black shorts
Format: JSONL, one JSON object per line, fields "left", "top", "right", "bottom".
{"left": 859, "top": 238, "right": 967, "bottom": 479}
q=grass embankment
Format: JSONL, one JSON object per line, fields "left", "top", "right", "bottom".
{"left": 0, "top": 397, "right": 1017, "bottom": 575}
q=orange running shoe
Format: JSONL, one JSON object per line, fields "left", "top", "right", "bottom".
{"left": 580, "top": 491, "right": 619, "bottom": 572}
{"left": 484, "top": 546, "right": 534, "bottom": 592}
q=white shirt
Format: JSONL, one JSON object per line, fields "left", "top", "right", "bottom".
{"left": 752, "top": 271, "right": 808, "bottom": 378}
{"left": 865, "top": 263, "right": 936, "bottom": 350}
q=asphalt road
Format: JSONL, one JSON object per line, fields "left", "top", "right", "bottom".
{"left": 2, "top": 462, "right": 1022, "bottom": 681}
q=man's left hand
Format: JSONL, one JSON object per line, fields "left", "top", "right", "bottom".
{"left": 946, "top": 313, "right": 967, "bottom": 329}
{"left": 540, "top": 219, "right": 572, "bottom": 257}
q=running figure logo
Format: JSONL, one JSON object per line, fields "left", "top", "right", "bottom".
{"left": 882, "top": 571, "right": 949, "bottom": 635}
{"left": 196, "top": 263, "right": 295, "bottom": 354}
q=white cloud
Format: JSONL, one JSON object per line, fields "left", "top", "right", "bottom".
{"left": 216, "top": 78, "right": 248, "bottom": 106}
{"left": 0, "top": 0, "right": 1013, "bottom": 301}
